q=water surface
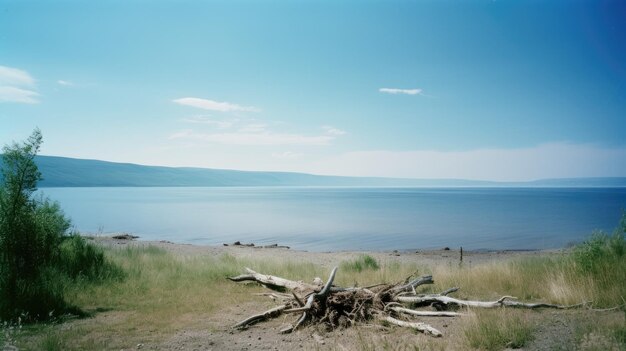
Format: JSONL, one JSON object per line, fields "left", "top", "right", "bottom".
{"left": 40, "top": 187, "right": 626, "bottom": 251}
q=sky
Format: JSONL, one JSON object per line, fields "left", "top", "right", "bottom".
{"left": 1, "top": 0, "right": 625, "bottom": 181}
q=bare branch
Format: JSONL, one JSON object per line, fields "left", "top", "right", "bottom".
{"left": 396, "top": 295, "right": 588, "bottom": 309}
{"left": 381, "top": 316, "right": 442, "bottom": 337}
{"left": 233, "top": 305, "right": 287, "bottom": 329}
{"left": 390, "top": 306, "right": 464, "bottom": 317}
{"left": 391, "top": 275, "right": 433, "bottom": 294}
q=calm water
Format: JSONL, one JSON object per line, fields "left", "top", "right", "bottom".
{"left": 39, "top": 187, "right": 626, "bottom": 251}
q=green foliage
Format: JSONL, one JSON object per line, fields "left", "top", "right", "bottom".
{"left": 57, "top": 235, "right": 123, "bottom": 281}
{"left": 572, "top": 212, "right": 626, "bottom": 274}
{"left": 340, "top": 254, "right": 380, "bottom": 272}
{"left": 0, "top": 129, "right": 119, "bottom": 322}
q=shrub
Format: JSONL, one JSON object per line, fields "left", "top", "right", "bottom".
{"left": 572, "top": 212, "right": 626, "bottom": 274}
{"left": 0, "top": 129, "right": 119, "bottom": 321}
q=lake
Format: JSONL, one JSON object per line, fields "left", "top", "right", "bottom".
{"left": 39, "top": 187, "right": 626, "bottom": 252}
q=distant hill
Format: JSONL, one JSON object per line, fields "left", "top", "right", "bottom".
{"left": 29, "top": 156, "right": 498, "bottom": 187}
{"left": 524, "top": 177, "right": 626, "bottom": 188}
{"left": 1, "top": 155, "right": 625, "bottom": 187}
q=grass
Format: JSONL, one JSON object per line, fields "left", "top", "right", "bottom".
{"left": 463, "top": 309, "right": 534, "bottom": 350}
{"left": 572, "top": 311, "right": 626, "bottom": 351}
{"left": 6, "top": 245, "right": 424, "bottom": 350}
{"left": 6, "top": 217, "right": 626, "bottom": 350}
{"left": 340, "top": 254, "right": 381, "bottom": 272}
{"left": 427, "top": 220, "right": 626, "bottom": 308}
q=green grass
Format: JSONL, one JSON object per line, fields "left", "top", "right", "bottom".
{"left": 340, "top": 254, "right": 381, "bottom": 272}
{"left": 463, "top": 309, "right": 534, "bottom": 350}
{"left": 37, "top": 330, "right": 67, "bottom": 351}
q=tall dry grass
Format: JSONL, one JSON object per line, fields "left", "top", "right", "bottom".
{"left": 8, "top": 214, "right": 626, "bottom": 350}
{"left": 429, "top": 221, "right": 626, "bottom": 308}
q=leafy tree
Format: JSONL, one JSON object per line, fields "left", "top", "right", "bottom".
{"left": 0, "top": 129, "right": 119, "bottom": 321}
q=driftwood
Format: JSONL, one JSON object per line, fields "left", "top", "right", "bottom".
{"left": 233, "top": 304, "right": 287, "bottom": 329}
{"left": 381, "top": 316, "right": 442, "bottom": 336}
{"left": 396, "top": 294, "right": 586, "bottom": 309}
{"left": 228, "top": 267, "right": 318, "bottom": 294}
{"left": 229, "top": 267, "right": 589, "bottom": 337}
{"left": 389, "top": 306, "right": 464, "bottom": 317}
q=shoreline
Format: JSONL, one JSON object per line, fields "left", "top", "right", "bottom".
{"left": 83, "top": 232, "right": 565, "bottom": 253}
{"left": 86, "top": 234, "right": 565, "bottom": 268}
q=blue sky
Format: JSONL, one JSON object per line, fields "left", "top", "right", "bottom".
{"left": 1, "top": 0, "right": 625, "bottom": 181}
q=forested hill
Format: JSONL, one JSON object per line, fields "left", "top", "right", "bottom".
{"left": 30, "top": 156, "right": 496, "bottom": 187}
{"left": 0, "top": 155, "right": 624, "bottom": 187}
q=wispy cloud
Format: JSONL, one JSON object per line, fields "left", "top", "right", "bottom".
{"left": 57, "top": 80, "right": 74, "bottom": 86}
{"left": 0, "top": 65, "right": 39, "bottom": 104}
{"left": 0, "top": 65, "right": 36, "bottom": 86}
{"left": 322, "top": 126, "right": 346, "bottom": 136}
{"left": 0, "top": 86, "right": 40, "bottom": 104}
{"left": 173, "top": 97, "right": 260, "bottom": 112}
{"left": 379, "top": 87, "right": 423, "bottom": 95}
{"left": 169, "top": 129, "right": 334, "bottom": 146}
{"left": 182, "top": 115, "right": 236, "bottom": 129}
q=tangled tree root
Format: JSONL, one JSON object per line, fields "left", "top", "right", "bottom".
{"left": 228, "top": 267, "right": 587, "bottom": 337}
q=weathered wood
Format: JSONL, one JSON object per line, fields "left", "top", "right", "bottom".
{"left": 330, "top": 287, "right": 376, "bottom": 295}
{"left": 391, "top": 275, "right": 434, "bottom": 294}
{"left": 381, "top": 316, "right": 442, "bottom": 337}
{"left": 233, "top": 304, "right": 287, "bottom": 329}
{"left": 284, "top": 267, "right": 338, "bottom": 314}
{"left": 390, "top": 306, "right": 463, "bottom": 317}
{"left": 318, "top": 266, "right": 338, "bottom": 297}
{"left": 439, "top": 287, "right": 459, "bottom": 296}
{"left": 228, "top": 267, "right": 318, "bottom": 293}
{"left": 292, "top": 292, "right": 304, "bottom": 307}
{"left": 229, "top": 267, "right": 590, "bottom": 337}
{"left": 285, "top": 295, "right": 315, "bottom": 314}
{"left": 396, "top": 295, "right": 586, "bottom": 309}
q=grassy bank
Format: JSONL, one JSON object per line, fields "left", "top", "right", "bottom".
{"left": 3, "top": 227, "right": 625, "bottom": 350}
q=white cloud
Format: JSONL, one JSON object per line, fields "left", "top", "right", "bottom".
{"left": 0, "top": 65, "right": 39, "bottom": 104}
{"left": 0, "top": 86, "right": 40, "bottom": 104}
{"left": 57, "top": 80, "right": 74, "bottom": 86}
{"left": 169, "top": 129, "right": 334, "bottom": 146}
{"left": 0, "top": 65, "right": 35, "bottom": 86}
{"left": 322, "top": 126, "right": 346, "bottom": 136}
{"left": 182, "top": 115, "right": 236, "bottom": 129}
{"left": 306, "top": 143, "right": 626, "bottom": 181}
{"left": 173, "top": 97, "right": 260, "bottom": 112}
{"left": 379, "top": 88, "right": 423, "bottom": 95}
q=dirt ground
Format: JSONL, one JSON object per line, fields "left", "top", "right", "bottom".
{"left": 153, "top": 308, "right": 623, "bottom": 351}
